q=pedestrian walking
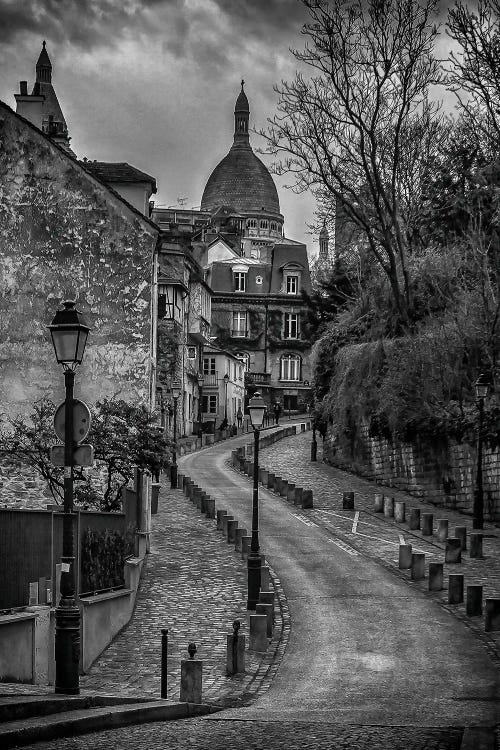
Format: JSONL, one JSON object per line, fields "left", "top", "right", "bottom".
{"left": 273, "top": 401, "right": 281, "bottom": 425}
{"left": 236, "top": 407, "right": 243, "bottom": 428}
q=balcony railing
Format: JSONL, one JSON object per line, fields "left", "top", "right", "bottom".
{"left": 245, "top": 372, "right": 271, "bottom": 385}
{"left": 201, "top": 373, "right": 218, "bottom": 387}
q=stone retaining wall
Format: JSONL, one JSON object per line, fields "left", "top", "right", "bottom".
{"left": 323, "top": 419, "right": 500, "bottom": 523}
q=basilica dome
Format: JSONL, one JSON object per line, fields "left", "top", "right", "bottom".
{"left": 200, "top": 83, "right": 281, "bottom": 217}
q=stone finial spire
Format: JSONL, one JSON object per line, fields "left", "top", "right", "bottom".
{"left": 319, "top": 220, "right": 330, "bottom": 261}
{"left": 234, "top": 80, "right": 249, "bottom": 142}
{"left": 36, "top": 40, "right": 52, "bottom": 84}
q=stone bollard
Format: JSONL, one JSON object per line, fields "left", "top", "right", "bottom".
{"left": 470, "top": 533, "right": 483, "bottom": 559}
{"left": 411, "top": 552, "right": 425, "bottom": 580}
{"left": 394, "top": 501, "right": 406, "bottom": 523}
{"left": 485, "top": 599, "right": 500, "bottom": 632}
{"left": 421, "top": 513, "right": 433, "bottom": 536}
{"left": 205, "top": 497, "right": 216, "bottom": 519}
{"left": 399, "top": 544, "right": 412, "bottom": 569}
{"left": 280, "top": 480, "right": 289, "bottom": 497}
{"left": 437, "top": 519, "right": 449, "bottom": 542}
{"left": 249, "top": 614, "right": 268, "bottom": 652}
{"left": 247, "top": 462, "right": 254, "bottom": 477}
{"left": 261, "top": 565, "right": 270, "bottom": 591}
{"left": 182, "top": 475, "right": 190, "bottom": 490}
{"left": 445, "top": 538, "right": 462, "bottom": 564}
{"left": 294, "top": 487, "right": 303, "bottom": 506}
{"left": 448, "top": 574, "right": 464, "bottom": 604}
{"left": 374, "top": 493, "right": 384, "bottom": 513}
{"left": 193, "top": 488, "right": 203, "bottom": 510}
{"left": 216, "top": 509, "right": 228, "bottom": 530}
{"left": 302, "top": 490, "right": 314, "bottom": 509}
{"left": 184, "top": 480, "right": 193, "bottom": 498}
{"left": 260, "top": 469, "right": 269, "bottom": 486}
{"left": 259, "top": 590, "right": 275, "bottom": 619}
{"left": 226, "top": 620, "right": 245, "bottom": 675}
{"left": 383, "top": 496, "right": 394, "bottom": 517}
{"left": 428, "top": 562, "right": 443, "bottom": 591}
{"left": 177, "top": 473, "right": 185, "bottom": 490}
{"left": 235, "top": 527, "right": 248, "bottom": 552}
{"left": 454, "top": 526, "right": 467, "bottom": 551}
{"left": 286, "top": 483, "right": 296, "bottom": 502}
{"left": 343, "top": 492, "right": 355, "bottom": 510}
{"left": 466, "top": 585, "right": 483, "bottom": 617}
{"left": 267, "top": 472, "right": 276, "bottom": 490}
{"left": 272, "top": 475, "right": 282, "bottom": 493}
{"left": 199, "top": 493, "right": 207, "bottom": 514}
{"left": 256, "top": 603, "right": 274, "bottom": 637}
{"left": 409, "top": 508, "right": 421, "bottom": 530}
{"left": 180, "top": 643, "right": 202, "bottom": 704}
{"left": 227, "top": 519, "right": 238, "bottom": 544}
{"left": 241, "top": 536, "right": 251, "bottom": 560}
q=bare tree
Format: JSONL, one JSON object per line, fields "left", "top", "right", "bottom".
{"left": 447, "top": 0, "right": 500, "bottom": 155}
{"left": 263, "top": 0, "right": 443, "bottom": 327}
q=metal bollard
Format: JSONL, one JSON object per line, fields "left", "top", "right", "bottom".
{"left": 437, "top": 519, "right": 448, "bottom": 542}
{"left": 454, "top": 526, "right": 467, "bottom": 551}
{"left": 226, "top": 620, "right": 245, "bottom": 675}
{"left": 470, "top": 533, "right": 483, "bottom": 559}
{"left": 161, "top": 628, "right": 168, "bottom": 699}
{"left": 448, "top": 574, "right": 464, "bottom": 604}
{"left": 343, "top": 492, "right": 355, "bottom": 510}
{"left": 383, "top": 496, "right": 394, "bottom": 517}
{"left": 374, "top": 493, "right": 384, "bottom": 512}
{"left": 409, "top": 508, "right": 421, "bottom": 530}
{"left": 466, "top": 585, "right": 483, "bottom": 617}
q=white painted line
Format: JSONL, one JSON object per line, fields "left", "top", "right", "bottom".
{"left": 314, "top": 508, "right": 379, "bottom": 529}
{"left": 291, "top": 513, "right": 318, "bottom": 528}
{"left": 354, "top": 530, "right": 427, "bottom": 553}
{"left": 352, "top": 511, "right": 360, "bottom": 533}
{"left": 327, "top": 538, "right": 359, "bottom": 556}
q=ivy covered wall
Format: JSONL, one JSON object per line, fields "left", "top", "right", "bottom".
{"left": 0, "top": 103, "right": 159, "bottom": 417}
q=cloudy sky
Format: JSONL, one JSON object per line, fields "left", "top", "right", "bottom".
{"left": 0, "top": 0, "right": 455, "bottom": 254}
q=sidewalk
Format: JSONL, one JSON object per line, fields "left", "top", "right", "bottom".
{"left": 0, "top": 438, "right": 287, "bottom": 707}
{"left": 255, "top": 430, "right": 500, "bottom": 659}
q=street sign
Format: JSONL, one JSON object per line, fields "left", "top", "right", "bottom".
{"left": 50, "top": 444, "right": 94, "bottom": 467}
{"left": 54, "top": 399, "right": 91, "bottom": 443}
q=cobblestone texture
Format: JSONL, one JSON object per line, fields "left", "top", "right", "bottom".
{"left": 19, "top": 717, "right": 463, "bottom": 750}
{"left": 0, "top": 475, "right": 288, "bottom": 706}
{"left": 254, "top": 430, "right": 500, "bottom": 660}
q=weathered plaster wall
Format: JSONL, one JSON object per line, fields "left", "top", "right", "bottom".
{"left": 0, "top": 103, "right": 159, "bottom": 418}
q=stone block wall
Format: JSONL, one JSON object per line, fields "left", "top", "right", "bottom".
{"left": 324, "top": 419, "right": 500, "bottom": 523}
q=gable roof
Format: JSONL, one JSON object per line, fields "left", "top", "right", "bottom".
{"left": 79, "top": 161, "right": 157, "bottom": 192}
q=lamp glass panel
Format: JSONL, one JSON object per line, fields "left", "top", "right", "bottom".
{"left": 51, "top": 330, "right": 79, "bottom": 363}
{"left": 475, "top": 383, "right": 489, "bottom": 399}
{"left": 75, "top": 330, "right": 89, "bottom": 363}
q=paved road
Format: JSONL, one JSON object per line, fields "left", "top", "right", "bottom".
{"left": 19, "top": 428, "right": 499, "bottom": 749}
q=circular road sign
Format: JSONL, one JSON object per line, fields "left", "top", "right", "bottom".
{"left": 54, "top": 399, "right": 92, "bottom": 443}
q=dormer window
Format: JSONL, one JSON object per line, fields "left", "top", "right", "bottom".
{"left": 234, "top": 271, "right": 246, "bottom": 292}
{"left": 286, "top": 275, "right": 299, "bottom": 295}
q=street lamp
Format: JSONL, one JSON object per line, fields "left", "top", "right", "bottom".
{"left": 473, "top": 373, "right": 490, "bottom": 529}
{"left": 48, "top": 300, "right": 90, "bottom": 695}
{"left": 247, "top": 391, "right": 266, "bottom": 610}
{"left": 223, "top": 372, "right": 229, "bottom": 424}
{"left": 170, "top": 384, "right": 181, "bottom": 489}
{"left": 197, "top": 373, "right": 204, "bottom": 439}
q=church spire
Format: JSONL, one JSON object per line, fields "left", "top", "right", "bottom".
{"left": 36, "top": 40, "right": 52, "bottom": 84}
{"left": 319, "top": 220, "right": 330, "bottom": 261}
{"left": 234, "top": 79, "right": 249, "bottom": 145}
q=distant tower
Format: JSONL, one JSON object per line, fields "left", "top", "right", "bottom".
{"left": 319, "top": 221, "right": 330, "bottom": 262}
{"left": 14, "top": 41, "right": 74, "bottom": 155}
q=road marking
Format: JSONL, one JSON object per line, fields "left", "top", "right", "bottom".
{"left": 291, "top": 513, "right": 318, "bottom": 528}
{"left": 352, "top": 511, "right": 360, "bottom": 533}
{"left": 314, "top": 508, "right": 379, "bottom": 529}
{"left": 327, "top": 538, "right": 359, "bottom": 555}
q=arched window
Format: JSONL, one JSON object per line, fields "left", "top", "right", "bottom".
{"left": 236, "top": 352, "right": 250, "bottom": 371}
{"left": 260, "top": 219, "right": 268, "bottom": 230}
{"left": 280, "top": 354, "right": 301, "bottom": 381}
{"left": 270, "top": 222, "right": 277, "bottom": 232}
{"left": 246, "top": 218, "right": 257, "bottom": 229}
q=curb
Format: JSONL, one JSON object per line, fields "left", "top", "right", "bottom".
{"left": 0, "top": 700, "right": 216, "bottom": 748}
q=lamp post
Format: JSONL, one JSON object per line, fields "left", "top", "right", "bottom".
{"left": 473, "top": 373, "right": 490, "bottom": 530}
{"left": 223, "top": 372, "right": 229, "bottom": 424}
{"left": 197, "top": 373, "right": 204, "bottom": 439}
{"left": 311, "top": 419, "right": 318, "bottom": 462}
{"left": 48, "top": 300, "right": 90, "bottom": 695}
{"left": 247, "top": 391, "right": 266, "bottom": 610}
{"left": 170, "top": 385, "right": 181, "bottom": 489}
